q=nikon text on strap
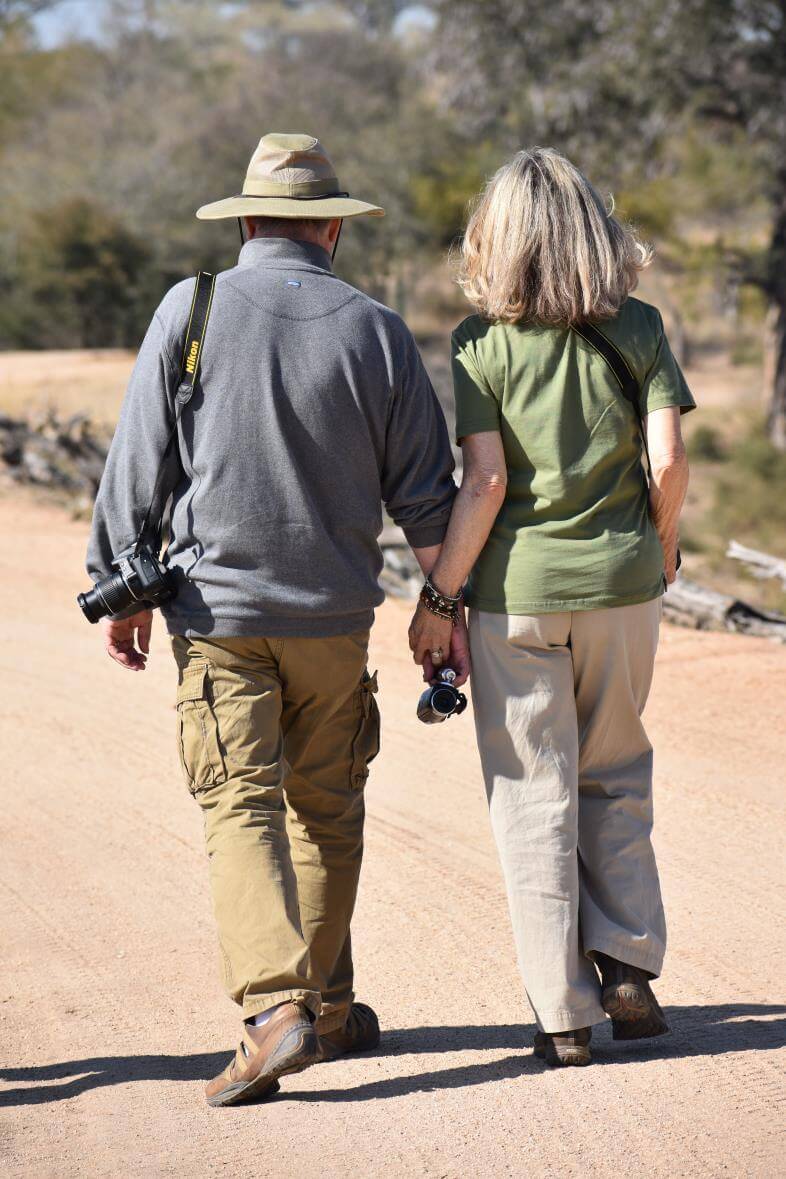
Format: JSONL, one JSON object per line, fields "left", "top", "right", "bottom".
{"left": 133, "top": 271, "right": 216, "bottom": 555}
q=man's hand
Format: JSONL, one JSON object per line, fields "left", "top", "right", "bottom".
{"left": 446, "top": 610, "right": 470, "bottom": 687}
{"left": 101, "top": 609, "right": 153, "bottom": 671}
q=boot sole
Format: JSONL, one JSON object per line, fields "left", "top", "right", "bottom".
{"left": 207, "top": 1024, "right": 321, "bottom": 1108}
{"left": 602, "top": 984, "right": 670, "bottom": 1041}
{"left": 533, "top": 1037, "right": 591, "bottom": 1067}
{"left": 317, "top": 1035, "right": 380, "bottom": 1063}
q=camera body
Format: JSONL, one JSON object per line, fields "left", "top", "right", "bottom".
{"left": 78, "top": 545, "right": 175, "bottom": 624}
{"left": 417, "top": 668, "right": 467, "bottom": 724}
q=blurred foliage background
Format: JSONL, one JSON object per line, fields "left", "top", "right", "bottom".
{"left": 1, "top": 0, "right": 785, "bottom": 604}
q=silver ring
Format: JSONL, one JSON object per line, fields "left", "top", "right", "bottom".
{"left": 431, "top": 648, "right": 444, "bottom": 663}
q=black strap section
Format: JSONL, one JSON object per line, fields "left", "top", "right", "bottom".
{"left": 133, "top": 271, "right": 216, "bottom": 554}
{"left": 572, "top": 321, "right": 681, "bottom": 574}
{"left": 571, "top": 321, "right": 652, "bottom": 476}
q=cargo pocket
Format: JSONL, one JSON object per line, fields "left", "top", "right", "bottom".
{"left": 351, "top": 669, "right": 381, "bottom": 789}
{"left": 176, "top": 661, "right": 226, "bottom": 793}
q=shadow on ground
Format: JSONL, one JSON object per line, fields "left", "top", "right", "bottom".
{"left": 1, "top": 1004, "right": 783, "bottom": 1107}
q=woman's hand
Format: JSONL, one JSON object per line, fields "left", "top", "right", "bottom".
{"left": 408, "top": 602, "right": 454, "bottom": 682}
{"left": 646, "top": 407, "right": 689, "bottom": 586}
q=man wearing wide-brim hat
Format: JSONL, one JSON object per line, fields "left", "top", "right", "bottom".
{"left": 87, "top": 134, "right": 458, "bottom": 1106}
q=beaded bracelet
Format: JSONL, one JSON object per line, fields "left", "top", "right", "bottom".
{"left": 425, "top": 575, "right": 462, "bottom": 605}
{"left": 419, "top": 593, "right": 457, "bottom": 623}
{"left": 419, "top": 576, "right": 462, "bottom": 624}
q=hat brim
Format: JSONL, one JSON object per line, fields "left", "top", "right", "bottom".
{"left": 196, "top": 195, "right": 384, "bottom": 220}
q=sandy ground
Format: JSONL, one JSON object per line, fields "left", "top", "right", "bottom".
{"left": 1, "top": 492, "right": 785, "bottom": 1179}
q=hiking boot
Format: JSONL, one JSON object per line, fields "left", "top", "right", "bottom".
{"left": 205, "top": 1001, "right": 320, "bottom": 1107}
{"left": 533, "top": 1027, "right": 592, "bottom": 1067}
{"left": 317, "top": 1002, "right": 380, "bottom": 1062}
{"left": 596, "top": 952, "right": 670, "bottom": 1040}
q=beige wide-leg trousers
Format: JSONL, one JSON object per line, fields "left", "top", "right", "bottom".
{"left": 469, "top": 599, "right": 666, "bottom": 1033}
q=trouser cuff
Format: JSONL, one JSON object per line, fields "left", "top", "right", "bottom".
{"left": 242, "top": 989, "right": 321, "bottom": 1021}
{"left": 585, "top": 938, "right": 665, "bottom": 980}
{"left": 316, "top": 1003, "right": 351, "bottom": 1035}
{"left": 536, "top": 1002, "right": 607, "bottom": 1034}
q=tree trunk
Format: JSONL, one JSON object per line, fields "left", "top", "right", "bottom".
{"left": 767, "top": 178, "right": 786, "bottom": 450}
{"left": 770, "top": 306, "right": 786, "bottom": 450}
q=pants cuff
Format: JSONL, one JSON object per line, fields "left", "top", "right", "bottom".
{"left": 536, "top": 1002, "right": 607, "bottom": 1034}
{"left": 585, "top": 938, "right": 665, "bottom": 980}
{"left": 316, "top": 1004, "right": 351, "bottom": 1035}
{"left": 242, "top": 989, "right": 321, "bottom": 1021}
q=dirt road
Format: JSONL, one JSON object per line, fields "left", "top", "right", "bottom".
{"left": 1, "top": 494, "right": 784, "bottom": 1178}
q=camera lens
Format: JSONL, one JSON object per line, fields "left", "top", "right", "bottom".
{"left": 77, "top": 587, "right": 104, "bottom": 623}
{"left": 77, "top": 570, "right": 132, "bottom": 623}
{"left": 430, "top": 686, "right": 456, "bottom": 716}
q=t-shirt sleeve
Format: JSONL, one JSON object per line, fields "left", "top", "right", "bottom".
{"left": 451, "top": 324, "right": 502, "bottom": 442}
{"left": 639, "top": 313, "right": 696, "bottom": 417}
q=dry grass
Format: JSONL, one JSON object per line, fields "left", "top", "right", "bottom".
{"left": 0, "top": 349, "right": 134, "bottom": 426}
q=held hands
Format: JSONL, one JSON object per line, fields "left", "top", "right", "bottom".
{"left": 101, "top": 609, "right": 153, "bottom": 671}
{"left": 408, "top": 600, "right": 470, "bottom": 687}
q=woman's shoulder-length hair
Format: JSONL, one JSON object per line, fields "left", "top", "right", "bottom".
{"left": 458, "top": 147, "right": 652, "bottom": 326}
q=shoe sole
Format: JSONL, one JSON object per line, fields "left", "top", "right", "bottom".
{"left": 207, "top": 1024, "right": 321, "bottom": 1108}
{"left": 602, "top": 983, "right": 670, "bottom": 1041}
{"left": 317, "top": 1038, "right": 379, "bottom": 1063}
{"left": 317, "top": 1031, "right": 381, "bottom": 1064}
{"left": 533, "top": 1038, "right": 591, "bottom": 1067}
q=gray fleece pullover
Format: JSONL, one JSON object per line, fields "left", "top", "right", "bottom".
{"left": 87, "top": 237, "right": 456, "bottom": 637}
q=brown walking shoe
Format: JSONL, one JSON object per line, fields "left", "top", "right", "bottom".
{"left": 205, "top": 1001, "right": 320, "bottom": 1107}
{"left": 317, "top": 1002, "right": 380, "bottom": 1062}
{"left": 596, "top": 952, "right": 670, "bottom": 1040}
{"left": 533, "top": 1027, "right": 592, "bottom": 1067}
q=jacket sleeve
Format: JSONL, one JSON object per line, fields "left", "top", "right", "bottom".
{"left": 381, "top": 327, "right": 457, "bottom": 548}
{"left": 86, "top": 309, "right": 182, "bottom": 605}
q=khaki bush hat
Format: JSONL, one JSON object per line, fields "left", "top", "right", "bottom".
{"left": 196, "top": 132, "right": 384, "bottom": 221}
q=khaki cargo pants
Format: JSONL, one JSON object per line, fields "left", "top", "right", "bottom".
{"left": 469, "top": 599, "right": 666, "bottom": 1034}
{"left": 171, "top": 631, "right": 380, "bottom": 1033}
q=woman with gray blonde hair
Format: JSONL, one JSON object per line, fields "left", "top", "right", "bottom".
{"left": 409, "top": 148, "right": 694, "bottom": 1067}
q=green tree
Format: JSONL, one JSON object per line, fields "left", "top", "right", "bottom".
{"left": 0, "top": 197, "right": 150, "bottom": 348}
{"left": 427, "top": 0, "right": 786, "bottom": 446}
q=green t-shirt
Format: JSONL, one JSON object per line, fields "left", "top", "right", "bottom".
{"left": 452, "top": 297, "right": 696, "bottom": 614}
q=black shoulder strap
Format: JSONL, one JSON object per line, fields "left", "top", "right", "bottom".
{"left": 178, "top": 270, "right": 216, "bottom": 401}
{"left": 134, "top": 272, "right": 216, "bottom": 554}
{"left": 571, "top": 321, "right": 652, "bottom": 476}
{"left": 571, "top": 321, "right": 681, "bottom": 574}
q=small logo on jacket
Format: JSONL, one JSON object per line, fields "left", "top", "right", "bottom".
{"left": 286, "top": 280, "right": 302, "bottom": 288}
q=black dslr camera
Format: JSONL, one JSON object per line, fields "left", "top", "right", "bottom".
{"left": 417, "top": 668, "right": 467, "bottom": 725}
{"left": 77, "top": 545, "right": 175, "bottom": 624}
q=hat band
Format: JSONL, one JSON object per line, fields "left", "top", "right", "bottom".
{"left": 242, "top": 177, "right": 342, "bottom": 197}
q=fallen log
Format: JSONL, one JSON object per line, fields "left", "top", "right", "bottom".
{"left": 663, "top": 576, "right": 786, "bottom": 641}
{"left": 726, "top": 540, "right": 786, "bottom": 589}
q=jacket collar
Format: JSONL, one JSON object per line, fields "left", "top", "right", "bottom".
{"left": 237, "top": 236, "right": 333, "bottom": 274}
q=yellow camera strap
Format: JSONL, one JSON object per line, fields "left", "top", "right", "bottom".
{"left": 178, "top": 270, "right": 217, "bottom": 400}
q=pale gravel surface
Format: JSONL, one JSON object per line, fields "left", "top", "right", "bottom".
{"left": 1, "top": 494, "right": 784, "bottom": 1178}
